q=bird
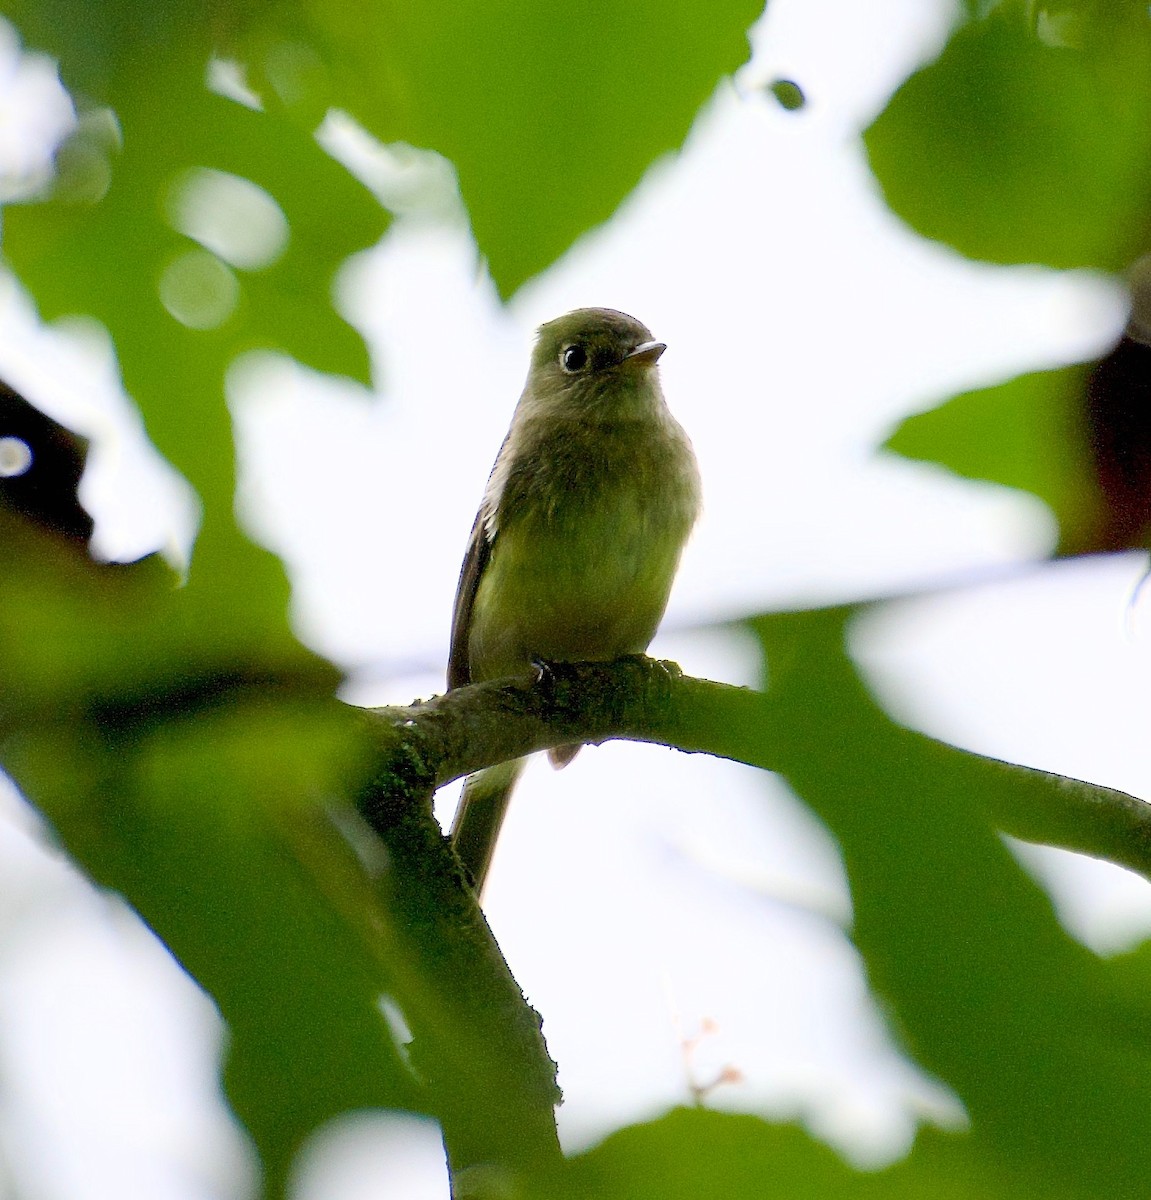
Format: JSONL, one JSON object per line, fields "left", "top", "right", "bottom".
{"left": 446, "top": 307, "right": 701, "bottom": 892}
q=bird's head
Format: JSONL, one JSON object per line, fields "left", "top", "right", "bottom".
{"left": 525, "top": 308, "right": 666, "bottom": 415}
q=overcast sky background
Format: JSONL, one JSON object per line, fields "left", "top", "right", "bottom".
{"left": 3, "top": 1, "right": 1151, "bottom": 1197}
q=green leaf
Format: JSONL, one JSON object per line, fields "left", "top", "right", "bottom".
{"left": 865, "top": 10, "right": 1151, "bottom": 271}
{"left": 533, "top": 1110, "right": 891, "bottom": 1199}
{"left": 242, "top": 0, "right": 763, "bottom": 295}
{"left": 749, "top": 607, "right": 1151, "bottom": 1198}
{"left": 529, "top": 1109, "right": 1046, "bottom": 1199}
{"left": 0, "top": 514, "right": 420, "bottom": 1197}
{"left": 3, "top": 16, "right": 387, "bottom": 639}
{"left": 884, "top": 365, "right": 1106, "bottom": 554}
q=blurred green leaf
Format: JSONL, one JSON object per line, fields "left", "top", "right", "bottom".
{"left": 529, "top": 1108, "right": 1057, "bottom": 1199}
{"left": 3, "top": 13, "right": 387, "bottom": 642}
{"left": 532, "top": 1110, "right": 891, "bottom": 1200}
{"left": 865, "top": 9, "right": 1151, "bottom": 271}
{"left": 0, "top": 511, "right": 422, "bottom": 1196}
{"left": 750, "top": 607, "right": 1151, "bottom": 1198}
{"left": 884, "top": 364, "right": 1105, "bottom": 554}
{"left": 2, "top": 1, "right": 256, "bottom": 102}
{"left": 240, "top": 0, "right": 763, "bottom": 296}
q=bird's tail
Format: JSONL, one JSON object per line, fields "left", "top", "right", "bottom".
{"left": 450, "top": 757, "right": 526, "bottom": 894}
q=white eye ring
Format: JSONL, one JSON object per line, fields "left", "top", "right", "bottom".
{"left": 0, "top": 436, "right": 32, "bottom": 477}
{"left": 560, "top": 344, "right": 588, "bottom": 373}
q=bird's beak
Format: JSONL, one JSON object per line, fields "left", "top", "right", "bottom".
{"left": 625, "top": 339, "right": 666, "bottom": 366}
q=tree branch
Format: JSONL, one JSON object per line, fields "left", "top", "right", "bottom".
{"left": 362, "top": 655, "right": 1151, "bottom": 881}
{"left": 352, "top": 734, "right": 562, "bottom": 1188}
{"left": 363, "top": 655, "right": 771, "bottom": 788}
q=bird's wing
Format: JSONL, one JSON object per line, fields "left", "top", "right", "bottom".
{"left": 449, "top": 426, "right": 519, "bottom": 690}
{"left": 447, "top": 504, "right": 493, "bottom": 690}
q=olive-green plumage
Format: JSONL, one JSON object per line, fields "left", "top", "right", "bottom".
{"left": 448, "top": 308, "right": 701, "bottom": 892}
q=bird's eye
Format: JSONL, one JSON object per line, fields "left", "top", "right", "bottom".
{"left": 560, "top": 344, "right": 588, "bottom": 373}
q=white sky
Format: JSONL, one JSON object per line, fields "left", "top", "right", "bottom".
{"left": 2, "top": 1, "right": 1151, "bottom": 1197}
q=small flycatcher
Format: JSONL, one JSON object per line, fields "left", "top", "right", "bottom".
{"left": 448, "top": 308, "right": 701, "bottom": 891}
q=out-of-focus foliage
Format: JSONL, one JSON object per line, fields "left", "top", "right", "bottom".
{"left": 274, "top": 0, "right": 766, "bottom": 297}
{"left": 0, "top": 503, "right": 420, "bottom": 1195}
{"left": 531, "top": 1109, "right": 1030, "bottom": 1199}
{"left": 886, "top": 365, "right": 1105, "bottom": 554}
{"left": 869, "top": 3, "right": 1151, "bottom": 550}
{"left": 888, "top": 332, "right": 1151, "bottom": 553}
{"left": 753, "top": 609, "right": 1151, "bottom": 1200}
{"left": 6, "top": 0, "right": 764, "bottom": 301}
{"left": 2, "top": 14, "right": 386, "bottom": 641}
{"left": 866, "top": 4, "right": 1151, "bottom": 272}
{"left": 2, "top": 0, "right": 1151, "bottom": 1198}
{"left": 888, "top": 302, "right": 1151, "bottom": 553}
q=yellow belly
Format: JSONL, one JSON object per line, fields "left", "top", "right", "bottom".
{"left": 468, "top": 491, "right": 688, "bottom": 682}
